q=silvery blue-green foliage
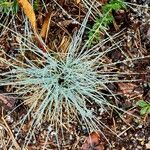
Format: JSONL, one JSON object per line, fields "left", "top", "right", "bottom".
{"left": 0, "top": 10, "right": 140, "bottom": 148}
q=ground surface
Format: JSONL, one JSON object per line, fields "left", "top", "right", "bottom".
{"left": 0, "top": 0, "right": 150, "bottom": 150}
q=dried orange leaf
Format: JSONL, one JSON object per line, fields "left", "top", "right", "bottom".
{"left": 82, "top": 131, "right": 103, "bottom": 150}
{"left": 18, "top": 0, "right": 49, "bottom": 52}
{"left": 40, "top": 12, "right": 52, "bottom": 39}
{"left": 18, "top": 0, "right": 37, "bottom": 31}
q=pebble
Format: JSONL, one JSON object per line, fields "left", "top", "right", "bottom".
{"left": 135, "top": 146, "right": 142, "bottom": 150}
{"left": 5, "top": 115, "right": 13, "bottom": 123}
{"left": 121, "top": 125, "right": 126, "bottom": 130}
{"left": 138, "top": 125, "right": 143, "bottom": 128}
{"left": 124, "top": 132, "right": 127, "bottom": 136}
{"left": 0, "top": 125, "right": 3, "bottom": 130}
{"left": 146, "top": 141, "right": 150, "bottom": 149}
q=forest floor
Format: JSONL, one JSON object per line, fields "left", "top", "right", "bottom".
{"left": 0, "top": 0, "right": 150, "bottom": 150}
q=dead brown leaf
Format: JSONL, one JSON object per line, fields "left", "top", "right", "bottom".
{"left": 21, "top": 120, "right": 32, "bottom": 133}
{"left": 82, "top": 131, "right": 103, "bottom": 150}
{"left": 40, "top": 12, "right": 53, "bottom": 41}
{"left": 118, "top": 82, "right": 142, "bottom": 99}
{"left": 58, "top": 36, "right": 71, "bottom": 57}
{"left": 18, "top": 0, "right": 49, "bottom": 52}
{"left": 0, "top": 94, "right": 14, "bottom": 108}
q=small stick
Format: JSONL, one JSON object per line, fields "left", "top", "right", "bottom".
{"left": 1, "top": 109, "right": 21, "bottom": 150}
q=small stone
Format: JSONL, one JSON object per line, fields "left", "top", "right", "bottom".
{"left": 145, "top": 141, "right": 150, "bottom": 149}
{"left": 5, "top": 115, "right": 13, "bottom": 123}
{"left": 138, "top": 138, "right": 144, "bottom": 141}
{"left": 121, "top": 126, "right": 126, "bottom": 130}
{"left": 141, "top": 140, "right": 144, "bottom": 145}
{"left": 124, "top": 132, "right": 127, "bottom": 136}
{"left": 138, "top": 125, "right": 143, "bottom": 128}
{"left": 137, "top": 146, "right": 142, "bottom": 149}
{"left": 69, "top": 134, "right": 73, "bottom": 140}
{"left": 0, "top": 125, "right": 3, "bottom": 130}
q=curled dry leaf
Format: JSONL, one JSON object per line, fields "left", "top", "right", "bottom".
{"left": 40, "top": 12, "right": 53, "bottom": 40}
{"left": 18, "top": 0, "right": 48, "bottom": 52}
{"left": 0, "top": 94, "right": 14, "bottom": 108}
{"left": 22, "top": 120, "right": 32, "bottom": 133}
{"left": 59, "top": 36, "right": 71, "bottom": 57}
{"left": 18, "top": 0, "right": 37, "bottom": 31}
{"left": 82, "top": 131, "right": 103, "bottom": 150}
{"left": 118, "top": 82, "right": 142, "bottom": 99}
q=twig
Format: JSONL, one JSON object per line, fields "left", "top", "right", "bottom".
{"left": 1, "top": 109, "right": 21, "bottom": 150}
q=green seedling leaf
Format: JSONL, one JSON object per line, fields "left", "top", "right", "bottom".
{"left": 148, "top": 107, "right": 150, "bottom": 114}
{"left": 140, "top": 106, "right": 149, "bottom": 115}
{"left": 137, "top": 100, "right": 148, "bottom": 107}
{"left": 137, "top": 100, "right": 150, "bottom": 115}
{"left": 0, "top": 0, "right": 19, "bottom": 14}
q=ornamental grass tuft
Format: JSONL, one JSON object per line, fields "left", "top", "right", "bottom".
{"left": 0, "top": 10, "right": 141, "bottom": 149}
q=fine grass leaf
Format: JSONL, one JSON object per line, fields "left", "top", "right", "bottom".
{"left": 136, "top": 100, "right": 147, "bottom": 107}
{"left": 18, "top": 0, "right": 37, "bottom": 31}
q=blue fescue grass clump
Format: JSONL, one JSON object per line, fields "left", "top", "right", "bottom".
{"left": 0, "top": 12, "right": 139, "bottom": 148}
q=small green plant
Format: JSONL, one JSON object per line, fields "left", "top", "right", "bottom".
{"left": 0, "top": 0, "right": 18, "bottom": 13}
{"left": 33, "top": 0, "right": 39, "bottom": 11}
{"left": 0, "top": 0, "right": 39, "bottom": 14}
{"left": 88, "top": 0, "right": 126, "bottom": 46}
{"left": 137, "top": 100, "right": 150, "bottom": 115}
